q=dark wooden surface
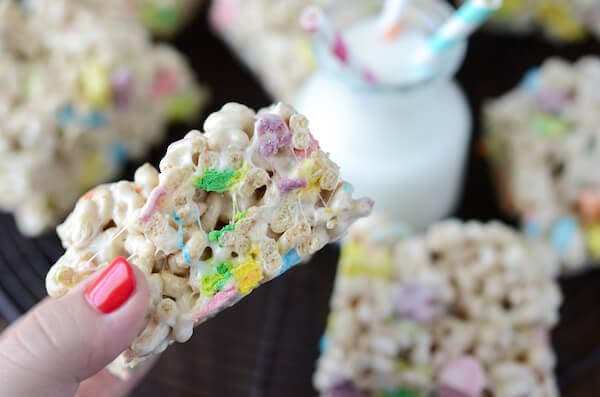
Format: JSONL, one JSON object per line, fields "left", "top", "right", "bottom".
{"left": 2, "top": 4, "right": 600, "bottom": 396}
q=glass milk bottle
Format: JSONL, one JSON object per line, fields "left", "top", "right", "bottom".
{"left": 295, "top": 0, "right": 471, "bottom": 231}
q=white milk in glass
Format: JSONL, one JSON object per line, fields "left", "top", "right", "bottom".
{"left": 295, "top": 0, "right": 471, "bottom": 231}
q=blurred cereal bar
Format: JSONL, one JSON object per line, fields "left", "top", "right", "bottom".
{"left": 0, "top": 0, "right": 205, "bottom": 235}
{"left": 484, "top": 57, "right": 600, "bottom": 273}
{"left": 315, "top": 217, "right": 561, "bottom": 397}
{"left": 456, "top": 0, "right": 600, "bottom": 42}
{"left": 210, "top": 0, "right": 332, "bottom": 102}
{"left": 79, "top": 0, "right": 205, "bottom": 37}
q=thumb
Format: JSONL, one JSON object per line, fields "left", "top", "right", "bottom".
{"left": 0, "top": 257, "right": 149, "bottom": 397}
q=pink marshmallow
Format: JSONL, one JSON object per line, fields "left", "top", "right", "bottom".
{"left": 437, "top": 356, "right": 487, "bottom": 397}
{"left": 152, "top": 69, "right": 180, "bottom": 97}
{"left": 293, "top": 133, "right": 320, "bottom": 158}
{"left": 139, "top": 186, "right": 167, "bottom": 221}
{"left": 193, "top": 286, "right": 238, "bottom": 321}
{"left": 210, "top": 0, "right": 240, "bottom": 31}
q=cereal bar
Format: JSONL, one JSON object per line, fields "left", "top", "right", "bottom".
{"left": 458, "top": 0, "right": 600, "bottom": 42}
{"left": 315, "top": 217, "right": 561, "bottom": 397}
{"left": 0, "top": 0, "right": 205, "bottom": 235}
{"left": 79, "top": 0, "right": 204, "bottom": 37}
{"left": 484, "top": 56, "right": 600, "bottom": 273}
{"left": 210, "top": 0, "right": 332, "bottom": 101}
{"left": 46, "top": 102, "right": 373, "bottom": 376}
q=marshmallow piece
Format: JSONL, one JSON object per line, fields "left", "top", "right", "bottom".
{"left": 437, "top": 356, "right": 487, "bottom": 397}
{"left": 326, "top": 382, "right": 367, "bottom": 397}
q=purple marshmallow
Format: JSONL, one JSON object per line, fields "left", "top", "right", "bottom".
{"left": 278, "top": 178, "right": 307, "bottom": 193}
{"left": 537, "top": 89, "right": 568, "bottom": 113}
{"left": 392, "top": 282, "right": 439, "bottom": 323}
{"left": 112, "top": 68, "right": 133, "bottom": 110}
{"left": 256, "top": 114, "right": 292, "bottom": 157}
{"left": 327, "top": 382, "right": 367, "bottom": 397}
{"left": 258, "top": 133, "right": 280, "bottom": 157}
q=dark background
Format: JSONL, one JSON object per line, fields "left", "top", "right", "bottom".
{"left": 2, "top": 4, "right": 600, "bottom": 396}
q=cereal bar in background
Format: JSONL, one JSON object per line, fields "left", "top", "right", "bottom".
{"left": 484, "top": 56, "right": 600, "bottom": 273}
{"left": 315, "top": 217, "right": 561, "bottom": 397}
{"left": 210, "top": 0, "right": 333, "bottom": 102}
{"left": 0, "top": 0, "right": 206, "bottom": 235}
{"left": 46, "top": 102, "right": 373, "bottom": 377}
{"left": 78, "top": 0, "right": 204, "bottom": 37}
{"left": 456, "top": 0, "right": 600, "bottom": 43}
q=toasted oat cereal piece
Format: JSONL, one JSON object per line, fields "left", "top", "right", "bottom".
{"left": 314, "top": 217, "right": 561, "bottom": 397}
{"left": 484, "top": 56, "right": 600, "bottom": 273}
{"left": 0, "top": 0, "right": 205, "bottom": 236}
{"left": 46, "top": 102, "right": 372, "bottom": 377}
{"left": 210, "top": 0, "right": 333, "bottom": 101}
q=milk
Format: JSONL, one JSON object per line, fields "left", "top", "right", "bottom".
{"left": 345, "top": 18, "right": 445, "bottom": 85}
{"left": 295, "top": 5, "right": 471, "bottom": 231}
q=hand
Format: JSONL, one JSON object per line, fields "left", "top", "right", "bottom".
{"left": 0, "top": 258, "right": 154, "bottom": 397}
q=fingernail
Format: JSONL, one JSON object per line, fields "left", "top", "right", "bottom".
{"left": 85, "top": 257, "right": 136, "bottom": 314}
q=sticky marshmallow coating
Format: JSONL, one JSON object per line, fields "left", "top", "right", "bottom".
{"left": 210, "top": 0, "right": 332, "bottom": 102}
{"left": 315, "top": 218, "right": 561, "bottom": 397}
{"left": 46, "top": 102, "right": 373, "bottom": 377}
{"left": 78, "top": 0, "right": 204, "bottom": 37}
{"left": 458, "top": 0, "right": 597, "bottom": 42}
{"left": 484, "top": 56, "right": 600, "bottom": 273}
{"left": 0, "top": 0, "right": 205, "bottom": 235}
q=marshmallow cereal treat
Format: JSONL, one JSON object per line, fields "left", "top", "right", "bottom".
{"left": 457, "top": 0, "right": 600, "bottom": 42}
{"left": 484, "top": 57, "right": 600, "bottom": 273}
{"left": 210, "top": 0, "right": 332, "bottom": 101}
{"left": 80, "top": 0, "right": 204, "bottom": 37}
{"left": 46, "top": 102, "right": 373, "bottom": 376}
{"left": 0, "top": 0, "right": 205, "bottom": 235}
{"left": 315, "top": 218, "right": 561, "bottom": 397}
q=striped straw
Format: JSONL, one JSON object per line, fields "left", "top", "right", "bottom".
{"left": 378, "top": 0, "right": 410, "bottom": 40}
{"left": 300, "top": 6, "right": 377, "bottom": 84}
{"left": 414, "top": 0, "right": 502, "bottom": 65}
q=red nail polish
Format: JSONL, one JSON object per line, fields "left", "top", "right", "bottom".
{"left": 85, "top": 257, "right": 136, "bottom": 314}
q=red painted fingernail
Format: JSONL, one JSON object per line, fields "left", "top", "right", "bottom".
{"left": 85, "top": 257, "right": 136, "bottom": 314}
